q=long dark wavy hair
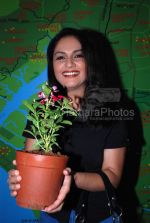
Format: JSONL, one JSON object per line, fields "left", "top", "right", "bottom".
{"left": 47, "top": 27, "right": 125, "bottom": 125}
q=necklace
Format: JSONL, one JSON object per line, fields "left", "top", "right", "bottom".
{"left": 68, "top": 97, "right": 80, "bottom": 112}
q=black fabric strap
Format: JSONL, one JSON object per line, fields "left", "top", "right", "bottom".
{"left": 98, "top": 171, "right": 122, "bottom": 216}
{"left": 75, "top": 190, "right": 89, "bottom": 223}
{"left": 75, "top": 171, "right": 122, "bottom": 223}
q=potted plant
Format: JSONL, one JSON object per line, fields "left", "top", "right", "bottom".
{"left": 16, "top": 82, "right": 77, "bottom": 210}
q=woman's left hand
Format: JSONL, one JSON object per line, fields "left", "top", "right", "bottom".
{"left": 42, "top": 167, "right": 72, "bottom": 213}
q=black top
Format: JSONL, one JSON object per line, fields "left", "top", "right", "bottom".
{"left": 23, "top": 119, "right": 128, "bottom": 222}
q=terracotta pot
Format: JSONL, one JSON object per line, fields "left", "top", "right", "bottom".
{"left": 16, "top": 150, "right": 68, "bottom": 210}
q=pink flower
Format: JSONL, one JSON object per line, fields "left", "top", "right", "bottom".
{"left": 38, "top": 91, "right": 46, "bottom": 99}
{"left": 52, "top": 95, "right": 59, "bottom": 102}
{"left": 52, "top": 86, "right": 58, "bottom": 92}
{"left": 52, "top": 95, "right": 64, "bottom": 102}
{"left": 58, "top": 95, "right": 64, "bottom": 99}
{"left": 40, "top": 98, "right": 48, "bottom": 105}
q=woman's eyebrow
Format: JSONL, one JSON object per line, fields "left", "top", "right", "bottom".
{"left": 54, "top": 49, "right": 83, "bottom": 56}
{"left": 54, "top": 51, "right": 65, "bottom": 56}
{"left": 74, "top": 49, "right": 83, "bottom": 53}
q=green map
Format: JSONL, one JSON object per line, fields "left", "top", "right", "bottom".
{"left": 0, "top": 0, "right": 150, "bottom": 222}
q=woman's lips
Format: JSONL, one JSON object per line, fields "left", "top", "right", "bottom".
{"left": 62, "top": 71, "right": 79, "bottom": 77}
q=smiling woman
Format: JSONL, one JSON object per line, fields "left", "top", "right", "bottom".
{"left": 8, "top": 27, "right": 128, "bottom": 223}
{"left": 53, "top": 35, "right": 87, "bottom": 99}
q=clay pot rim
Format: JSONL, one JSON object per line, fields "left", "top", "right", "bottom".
{"left": 16, "top": 150, "right": 68, "bottom": 158}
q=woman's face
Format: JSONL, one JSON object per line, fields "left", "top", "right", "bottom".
{"left": 53, "top": 35, "right": 87, "bottom": 94}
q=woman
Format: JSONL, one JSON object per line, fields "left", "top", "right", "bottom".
{"left": 8, "top": 28, "right": 128, "bottom": 223}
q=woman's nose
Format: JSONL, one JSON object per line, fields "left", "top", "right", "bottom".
{"left": 65, "top": 57, "right": 76, "bottom": 67}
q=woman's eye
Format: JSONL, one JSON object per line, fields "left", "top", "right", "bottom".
{"left": 56, "top": 56, "right": 65, "bottom": 60}
{"left": 74, "top": 54, "right": 84, "bottom": 58}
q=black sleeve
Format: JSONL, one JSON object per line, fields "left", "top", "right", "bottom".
{"left": 105, "top": 120, "right": 128, "bottom": 149}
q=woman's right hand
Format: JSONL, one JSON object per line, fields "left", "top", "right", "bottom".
{"left": 7, "top": 160, "right": 22, "bottom": 197}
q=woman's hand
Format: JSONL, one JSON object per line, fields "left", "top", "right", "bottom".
{"left": 7, "top": 160, "right": 22, "bottom": 197}
{"left": 8, "top": 161, "right": 72, "bottom": 213}
{"left": 42, "top": 167, "right": 72, "bottom": 213}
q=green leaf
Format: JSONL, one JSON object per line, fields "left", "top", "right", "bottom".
{"left": 51, "top": 141, "right": 59, "bottom": 148}
{"left": 27, "top": 116, "right": 38, "bottom": 127}
{"left": 61, "top": 120, "right": 72, "bottom": 125}
{"left": 51, "top": 134, "right": 59, "bottom": 138}
{"left": 55, "top": 116, "right": 63, "bottom": 123}
{"left": 31, "top": 125, "right": 36, "bottom": 134}
{"left": 33, "top": 139, "right": 45, "bottom": 150}
{"left": 23, "top": 101, "right": 35, "bottom": 113}
{"left": 32, "top": 101, "right": 40, "bottom": 109}
{"left": 40, "top": 126, "right": 47, "bottom": 133}
{"left": 24, "top": 129, "right": 35, "bottom": 137}
{"left": 42, "top": 84, "right": 51, "bottom": 96}
{"left": 64, "top": 110, "right": 77, "bottom": 116}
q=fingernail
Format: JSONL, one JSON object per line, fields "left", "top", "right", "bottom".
{"left": 17, "top": 176, "right": 21, "bottom": 181}
{"left": 16, "top": 184, "right": 20, "bottom": 189}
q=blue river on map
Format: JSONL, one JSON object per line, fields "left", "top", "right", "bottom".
{"left": 0, "top": 69, "right": 47, "bottom": 222}
{"left": 0, "top": 68, "right": 47, "bottom": 149}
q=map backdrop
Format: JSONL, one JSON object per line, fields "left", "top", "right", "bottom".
{"left": 0, "top": 0, "right": 150, "bottom": 222}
